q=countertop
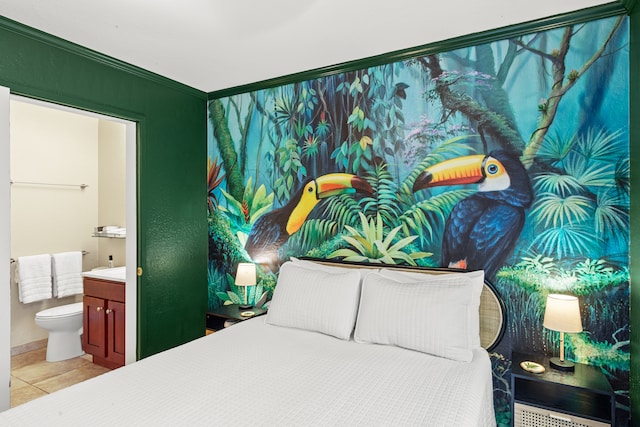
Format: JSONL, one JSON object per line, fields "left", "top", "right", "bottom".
{"left": 82, "top": 266, "right": 126, "bottom": 283}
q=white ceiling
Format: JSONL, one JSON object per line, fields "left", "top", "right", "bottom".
{"left": 0, "top": 0, "right": 613, "bottom": 93}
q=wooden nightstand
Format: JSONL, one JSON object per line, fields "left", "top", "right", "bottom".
{"left": 511, "top": 352, "right": 616, "bottom": 427}
{"left": 206, "top": 304, "right": 267, "bottom": 331}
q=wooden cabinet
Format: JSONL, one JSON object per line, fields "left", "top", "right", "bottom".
{"left": 82, "top": 277, "right": 125, "bottom": 369}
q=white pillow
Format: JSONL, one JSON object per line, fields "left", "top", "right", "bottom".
{"left": 354, "top": 271, "right": 484, "bottom": 362}
{"left": 266, "top": 261, "right": 362, "bottom": 340}
{"left": 378, "top": 268, "right": 484, "bottom": 348}
{"left": 289, "top": 257, "right": 375, "bottom": 282}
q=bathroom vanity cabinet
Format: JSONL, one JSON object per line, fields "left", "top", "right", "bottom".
{"left": 82, "top": 277, "right": 125, "bottom": 369}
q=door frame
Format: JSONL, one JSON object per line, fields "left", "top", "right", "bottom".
{"left": 0, "top": 85, "right": 10, "bottom": 411}
{"left": 9, "top": 95, "right": 138, "bottom": 366}
{"left": 0, "top": 94, "right": 138, "bottom": 410}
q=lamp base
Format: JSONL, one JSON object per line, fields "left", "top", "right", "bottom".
{"left": 239, "top": 304, "right": 252, "bottom": 310}
{"left": 549, "top": 357, "right": 575, "bottom": 371}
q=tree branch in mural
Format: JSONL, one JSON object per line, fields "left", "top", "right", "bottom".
{"left": 413, "top": 150, "right": 533, "bottom": 278}
{"left": 209, "top": 98, "right": 245, "bottom": 201}
{"left": 422, "top": 55, "right": 525, "bottom": 154}
{"left": 521, "top": 16, "right": 625, "bottom": 168}
{"left": 244, "top": 173, "right": 373, "bottom": 268}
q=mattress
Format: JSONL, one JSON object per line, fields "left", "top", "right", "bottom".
{"left": 0, "top": 317, "right": 496, "bottom": 426}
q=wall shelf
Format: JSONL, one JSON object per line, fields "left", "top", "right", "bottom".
{"left": 92, "top": 233, "right": 126, "bottom": 239}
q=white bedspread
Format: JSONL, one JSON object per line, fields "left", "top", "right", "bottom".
{"left": 0, "top": 317, "right": 496, "bottom": 426}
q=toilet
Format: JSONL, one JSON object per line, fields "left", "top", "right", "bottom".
{"left": 35, "top": 302, "right": 84, "bottom": 362}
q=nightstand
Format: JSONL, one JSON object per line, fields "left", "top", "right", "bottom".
{"left": 206, "top": 304, "right": 267, "bottom": 331}
{"left": 511, "top": 352, "right": 616, "bottom": 427}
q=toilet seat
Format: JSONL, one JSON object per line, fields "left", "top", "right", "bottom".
{"left": 35, "top": 302, "right": 83, "bottom": 319}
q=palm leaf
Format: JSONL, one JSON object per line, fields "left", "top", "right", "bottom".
{"left": 532, "top": 173, "right": 583, "bottom": 197}
{"left": 531, "top": 226, "right": 599, "bottom": 259}
{"left": 531, "top": 193, "right": 592, "bottom": 228}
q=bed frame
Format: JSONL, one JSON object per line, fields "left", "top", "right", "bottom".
{"left": 299, "top": 257, "right": 506, "bottom": 351}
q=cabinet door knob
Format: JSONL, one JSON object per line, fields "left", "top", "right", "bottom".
{"left": 96, "top": 306, "right": 103, "bottom": 312}
{"left": 105, "top": 309, "right": 112, "bottom": 314}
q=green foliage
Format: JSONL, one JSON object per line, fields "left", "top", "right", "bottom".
{"left": 331, "top": 68, "right": 408, "bottom": 174}
{"left": 515, "top": 255, "right": 558, "bottom": 275}
{"left": 360, "top": 163, "right": 403, "bottom": 225}
{"left": 207, "top": 261, "right": 226, "bottom": 311}
{"left": 530, "top": 128, "right": 628, "bottom": 259}
{"left": 575, "top": 258, "right": 613, "bottom": 277}
{"left": 219, "top": 176, "right": 274, "bottom": 234}
{"left": 572, "top": 332, "right": 629, "bottom": 372}
{"left": 328, "top": 212, "right": 431, "bottom": 265}
{"left": 288, "top": 218, "right": 340, "bottom": 254}
{"left": 496, "top": 263, "right": 630, "bottom": 390}
{"left": 268, "top": 81, "right": 323, "bottom": 204}
{"left": 331, "top": 135, "right": 375, "bottom": 173}
{"left": 399, "top": 189, "right": 473, "bottom": 246}
{"left": 215, "top": 272, "right": 268, "bottom": 308}
{"left": 530, "top": 193, "right": 591, "bottom": 228}
{"left": 208, "top": 209, "right": 249, "bottom": 271}
{"left": 594, "top": 189, "right": 629, "bottom": 239}
{"left": 502, "top": 255, "right": 627, "bottom": 296}
{"left": 536, "top": 129, "right": 576, "bottom": 164}
{"left": 273, "top": 139, "right": 306, "bottom": 203}
{"left": 531, "top": 226, "right": 600, "bottom": 261}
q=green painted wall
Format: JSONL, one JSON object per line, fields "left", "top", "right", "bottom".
{"left": 0, "top": 17, "right": 208, "bottom": 358}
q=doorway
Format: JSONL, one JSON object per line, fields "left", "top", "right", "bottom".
{"left": 0, "top": 93, "right": 137, "bottom": 409}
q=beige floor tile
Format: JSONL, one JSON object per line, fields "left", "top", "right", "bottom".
{"left": 10, "top": 346, "right": 110, "bottom": 408}
{"left": 11, "top": 355, "right": 92, "bottom": 384}
{"left": 34, "top": 363, "right": 110, "bottom": 394}
{"left": 10, "top": 380, "right": 47, "bottom": 407}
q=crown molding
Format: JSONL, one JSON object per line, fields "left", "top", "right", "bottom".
{"left": 209, "top": 2, "right": 627, "bottom": 100}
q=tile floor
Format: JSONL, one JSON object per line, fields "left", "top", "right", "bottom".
{"left": 10, "top": 346, "right": 110, "bottom": 408}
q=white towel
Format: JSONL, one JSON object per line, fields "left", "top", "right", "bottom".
{"left": 52, "top": 251, "right": 84, "bottom": 298}
{"left": 16, "top": 254, "right": 53, "bottom": 303}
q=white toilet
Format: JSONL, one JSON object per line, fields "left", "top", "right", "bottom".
{"left": 35, "top": 302, "right": 84, "bottom": 362}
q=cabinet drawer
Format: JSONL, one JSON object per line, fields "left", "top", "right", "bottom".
{"left": 84, "top": 278, "right": 125, "bottom": 302}
{"left": 515, "top": 403, "right": 610, "bottom": 427}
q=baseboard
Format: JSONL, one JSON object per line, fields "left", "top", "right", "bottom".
{"left": 11, "top": 339, "right": 47, "bottom": 356}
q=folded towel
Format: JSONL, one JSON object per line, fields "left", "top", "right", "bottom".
{"left": 52, "top": 251, "right": 83, "bottom": 298}
{"left": 16, "top": 254, "right": 52, "bottom": 303}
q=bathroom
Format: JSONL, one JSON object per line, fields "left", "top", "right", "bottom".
{"left": 9, "top": 97, "right": 127, "bottom": 367}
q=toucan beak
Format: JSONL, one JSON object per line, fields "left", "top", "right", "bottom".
{"left": 315, "top": 173, "right": 372, "bottom": 199}
{"left": 413, "top": 154, "right": 487, "bottom": 192}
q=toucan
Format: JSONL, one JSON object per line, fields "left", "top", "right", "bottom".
{"left": 245, "top": 173, "right": 372, "bottom": 267}
{"left": 412, "top": 150, "right": 533, "bottom": 278}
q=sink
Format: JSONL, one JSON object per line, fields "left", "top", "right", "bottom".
{"left": 82, "top": 266, "right": 126, "bottom": 283}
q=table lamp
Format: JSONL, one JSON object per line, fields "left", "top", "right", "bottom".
{"left": 235, "top": 262, "right": 256, "bottom": 309}
{"left": 543, "top": 294, "right": 583, "bottom": 371}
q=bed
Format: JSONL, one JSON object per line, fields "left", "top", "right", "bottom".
{"left": 0, "top": 258, "right": 505, "bottom": 426}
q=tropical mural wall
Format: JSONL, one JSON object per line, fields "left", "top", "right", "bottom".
{"left": 208, "top": 14, "right": 630, "bottom": 425}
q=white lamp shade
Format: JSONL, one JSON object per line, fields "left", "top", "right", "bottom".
{"left": 235, "top": 263, "right": 256, "bottom": 287}
{"left": 543, "top": 294, "right": 583, "bottom": 333}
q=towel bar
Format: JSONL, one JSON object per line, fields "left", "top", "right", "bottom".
{"left": 10, "top": 180, "right": 88, "bottom": 190}
{"left": 10, "top": 250, "right": 89, "bottom": 264}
